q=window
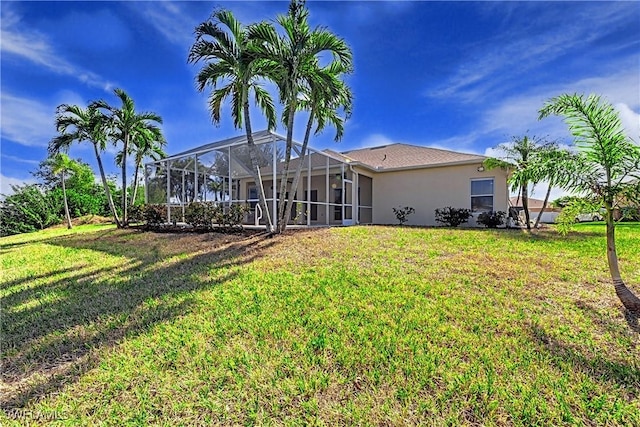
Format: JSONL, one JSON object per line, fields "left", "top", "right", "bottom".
{"left": 471, "top": 179, "right": 494, "bottom": 212}
{"left": 247, "top": 185, "right": 258, "bottom": 209}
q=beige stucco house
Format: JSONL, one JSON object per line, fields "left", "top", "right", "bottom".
{"left": 145, "top": 130, "right": 508, "bottom": 227}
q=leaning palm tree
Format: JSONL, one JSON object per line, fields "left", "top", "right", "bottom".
{"left": 50, "top": 104, "right": 121, "bottom": 227}
{"left": 284, "top": 61, "right": 352, "bottom": 227}
{"left": 249, "top": 0, "right": 353, "bottom": 232}
{"left": 188, "top": 9, "right": 277, "bottom": 232}
{"left": 128, "top": 125, "right": 166, "bottom": 208}
{"left": 539, "top": 93, "right": 640, "bottom": 316}
{"left": 484, "top": 135, "right": 555, "bottom": 230}
{"left": 47, "top": 153, "right": 76, "bottom": 229}
{"left": 93, "top": 89, "right": 164, "bottom": 226}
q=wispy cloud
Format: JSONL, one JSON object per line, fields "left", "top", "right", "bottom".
{"left": 129, "top": 2, "right": 198, "bottom": 48}
{"left": 0, "top": 174, "right": 36, "bottom": 196}
{"left": 0, "top": 6, "right": 115, "bottom": 91}
{"left": 0, "top": 93, "right": 56, "bottom": 147}
{"left": 427, "top": 2, "right": 637, "bottom": 103}
{"left": 1, "top": 154, "right": 40, "bottom": 166}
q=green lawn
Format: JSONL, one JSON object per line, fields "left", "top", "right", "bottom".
{"left": 1, "top": 223, "right": 639, "bottom": 425}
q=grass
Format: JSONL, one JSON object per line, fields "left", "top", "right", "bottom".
{"left": 1, "top": 223, "right": 639, "bottom": 425}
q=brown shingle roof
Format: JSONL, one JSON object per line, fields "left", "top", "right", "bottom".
{"left": 339, "top": 143, "right": 486, "bottom": 171}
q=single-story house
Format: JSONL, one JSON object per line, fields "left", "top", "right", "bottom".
{"left": 144, "top": 130, "right": 508, "bottom": 227}
{"left": 509, "top": 197, "right": 561, "bottom": 224}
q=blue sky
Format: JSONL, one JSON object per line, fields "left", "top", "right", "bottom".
{"left": 2, "top": 1, "right": 639, "bottom": 200}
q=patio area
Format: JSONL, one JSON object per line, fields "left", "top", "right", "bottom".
{"left": 145, "top": 130, "right": 373, "bottom": 227}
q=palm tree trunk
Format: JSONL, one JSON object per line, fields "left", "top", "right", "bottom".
{"left": 605, "top": 205, "right": 640, "bottom": 316}
{"left": 130, "top": 162, "right": 141, "bottom": 208}
{"left": 121, "top": 133, "right": 129, "bottom": 226}
{"left": 533, "top": 179, "right": 553, "bottom": 229}
{"left": 94, "top": 143, "right": 122, "bottom": 227}
{"left": 522, "top": 185, "right": 531, "bottom": 230}
{"left": 277, "top": 101, "right": 297, "bottom": 233}
{"left": 61, "top": 171, "right": 72, "bottom": 229}
{"left": 285, "top": 109, "right": 315, "bottom": 229}
{"left": 243, "top": 99, "right": 274, "bottom": 233}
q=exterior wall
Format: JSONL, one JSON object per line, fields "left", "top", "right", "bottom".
{"left": 370, "top": 163, "right": 508, "bottom": 226}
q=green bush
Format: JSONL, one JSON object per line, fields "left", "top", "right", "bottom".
{"left": 142, "top": 204, "right": 167, "bottom": 226}
{"left": 477, "top": 211, "right": 507, "bottom": 228}
{"left": 221, "top": 204, "right": 248, "bottom": 229}
{"left": 392, "top": 206, "right": 415, "bottom": 225}
{"left": 434, "top": 207, "right": 472, "bottom": 227}
{"left": 0, "top": 184, "right": 60, "bottom": 236}
{"left": 184, "top": 202, "right": 221, "bottom": 229}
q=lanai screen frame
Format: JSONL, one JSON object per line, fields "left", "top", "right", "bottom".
{"left": 144, "top": 131, "right": 369, "bottom": 227}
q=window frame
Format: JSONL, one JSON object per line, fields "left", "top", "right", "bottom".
{"left": 470, "top": 178, "right": 494, "bottom": 213}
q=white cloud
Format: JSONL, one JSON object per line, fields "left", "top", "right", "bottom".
{"left": 130, "top": 2, "right": 197, "bottom": 48}
{"left": 0, "top": 93, "right": 56, "bottom": 147}
{"left": 0, "top": 6, "right": 115, "bottom": 91}
{"left": 428, "top": 2, "right": 636, "bottom": 103}
{"left": 0, "top": 174, "right": 36, "bottom": 196}
{"left": 1, "top": 154, "right": 40, "bottom": 166}
{"left": 615, "top": 103, "right": 640, "bottom": 142}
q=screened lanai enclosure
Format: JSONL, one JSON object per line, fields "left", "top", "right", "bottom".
{"left": 145, "top": 130, "right": 373, "bottom": 228}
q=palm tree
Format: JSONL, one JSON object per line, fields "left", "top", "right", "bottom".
{"left": 539, "top": 93, "right": 640, "bottom": 316}
{"left": 188, "top": 9, "right": 278, "bottom": 232}
{"left": 529, "top": 146, "right": 571, "bottom": 229}
{"left": 128, "top": 126, "right": 166, "bottom": 208}
{"left": 484, "top": 135, "right": 555, "bottom": 230}
{"left": 285, "top": 61, "right": 352, "bottom": 227}
{"left": 93, "top": 89, "right": 164, "bottom": 226}
{"left": 47, "top": 153, "right": 76, "bottom": 229}
{"left": 249, "top": 0, "right": 353, "bottom": 232}
{"left": 50, "top": 104, "right": 121, "bottom": 227}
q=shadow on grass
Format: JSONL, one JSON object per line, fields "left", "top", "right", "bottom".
{"left": 0, "top": 228, "right": 275, "bottom": 410}
{"left": 528, "top": 319, "right": 640, "bottom": 398}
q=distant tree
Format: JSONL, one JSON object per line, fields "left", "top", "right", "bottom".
{"left": 188, "top": 9, "right": 277, "bottom": 232}
{"left": 0, "top": 184, "right": 59, "bottom": 236}
{"left": 50, "top": 104, "right": 121, "bottom": 227}
{"left": 93, "top": 88, "right": 164, "bottom": 226}
{"left": 484, "top": 135, "right": 556, "bottom": 230}
{"left": 46, "top": 153, "right": 76, "bottom": 229}
{"left": 539, "top": 93, "right": 640, "bottom": 316}
{"left": 116, "top": 126, "right": 166, "bottom": 209}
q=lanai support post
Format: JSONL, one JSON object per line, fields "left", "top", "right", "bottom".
{"left": 325, "top": 156, "right": 329, "bottom": 225}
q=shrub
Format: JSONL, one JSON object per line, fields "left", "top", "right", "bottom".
{"left": 184, "top": 202, "right": 220, "bottom": 229}
{"left": 142, "top": 204, "right": 167, "bottom": 226}
{"left": 477, "top": 211, "right": 507, "bottom": 228}
{"left": 392, "top": 206, "right": 415, "bottom": 225}
{"left": 0, "top": 184, "right": 60, "bottom": 236}
{"left": 434, "top": 207, "right": 472, "bottom": 227}
{"left": 221, "top": 204, "right": 248, "bottom": 229}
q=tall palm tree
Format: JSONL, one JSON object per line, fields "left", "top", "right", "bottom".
{"left": 93, "top": 89, "right": 164, "bottom": 226}
{"left": 249, "top": 0, "right": 353, "bottom": 232}
{"left": 284, "top": 61, "right": 352, "bottom": 227}
{"left": 47, "top": 153, "right": 76, "bottom": 229}
{"left": 50, "top": 104, "right": 121, "bottom": 227}
{"left": 539, "top": 93, "right": 640, "bottom": 316}
{"left": 188, "top": 9, "right": 278, "bottom": 232}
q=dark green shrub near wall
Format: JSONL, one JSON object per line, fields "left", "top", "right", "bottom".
{"left": 392, "top": 206, "right": 415, "bottom": 225}
{"left": 184, "top": 202, "right": 221, "bottom": 228}
{"left": 477, "top": 211, "right": 507, "bottom": 228}
{"left": 435, "top": 207, "right": 472, "bottom": 227}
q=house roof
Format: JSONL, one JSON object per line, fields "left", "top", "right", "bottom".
{"left": 339, "top": 143, "right": 486, "bottom": 171}
{"left": 509, "top": 197, "right": 561, "bottom": 211}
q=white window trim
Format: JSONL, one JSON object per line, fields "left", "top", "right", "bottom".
{"left": 470, "top": 178, "right": 495, "bottom": 213}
